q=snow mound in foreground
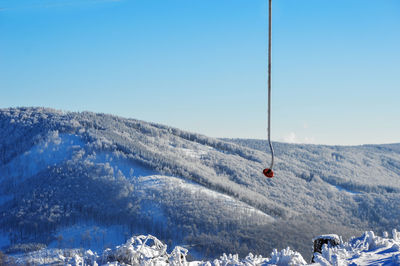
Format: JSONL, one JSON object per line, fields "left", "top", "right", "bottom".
{"left": 6, "top": 230, "right": 400, "bottom": 265}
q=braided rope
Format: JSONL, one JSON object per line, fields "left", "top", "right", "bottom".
{"left": 267, "top": 0, "right": 275, "bottom": 170}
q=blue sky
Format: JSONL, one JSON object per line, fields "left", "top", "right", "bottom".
{"left": 0, "top": 0, "right": 399, "bottom": 145}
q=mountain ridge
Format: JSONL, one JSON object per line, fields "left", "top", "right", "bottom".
{"left": 1, "top": 107, "right": 399, "bottom": 259}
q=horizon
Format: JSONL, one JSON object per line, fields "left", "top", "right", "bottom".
{"left": 1, "top": 0, "right": 399, "bottom": 145}
{"left": 2, "top": 105, "right": 399, "bottom": 147}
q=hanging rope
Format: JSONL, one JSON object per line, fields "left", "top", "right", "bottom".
{"left": 263, "top": 0, "right": 274, "bottom": 178}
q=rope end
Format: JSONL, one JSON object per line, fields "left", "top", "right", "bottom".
{"left": 263, "top": 168, "right": 274, "bottom": 178}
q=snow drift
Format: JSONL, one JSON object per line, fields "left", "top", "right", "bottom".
{"left": 6, "top": 230, "right": 400, "bottom": 265}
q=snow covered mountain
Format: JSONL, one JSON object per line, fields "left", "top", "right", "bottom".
{"left": 0, "top": 107, "right": 399, "bottom": 261}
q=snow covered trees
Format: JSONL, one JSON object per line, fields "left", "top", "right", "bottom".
{"left": 1, "top": 107, "right": 400, "bottom": 260}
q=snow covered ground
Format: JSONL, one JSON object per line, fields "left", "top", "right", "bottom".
{"left": 5, "top": 230, "right": 400, "bottom": 265}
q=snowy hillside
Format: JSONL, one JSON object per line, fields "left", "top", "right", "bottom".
{"left": 1, "top": 107, "right": 400, "bottom": 260}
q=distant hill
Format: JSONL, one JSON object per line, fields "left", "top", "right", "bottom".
{"left": 1, "top": 107, "right": 399, "bottom": 260}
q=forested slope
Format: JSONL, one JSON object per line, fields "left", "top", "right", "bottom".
{"left": 1, "top": 107, "right": 399, "bottom": 260}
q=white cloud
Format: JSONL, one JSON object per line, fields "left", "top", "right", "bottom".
{"left": 303, "top": 136, "right": 316, "bottom": 144}
{"left": 283, "top": 132, "right": 297, "bottom": 143}
{"left": 281, "top": 132, "right": 316, "bottom": 144}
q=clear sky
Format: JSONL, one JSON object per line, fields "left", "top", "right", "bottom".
{"left": 0, "top": 0, "right": 399, "bottom": 145}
